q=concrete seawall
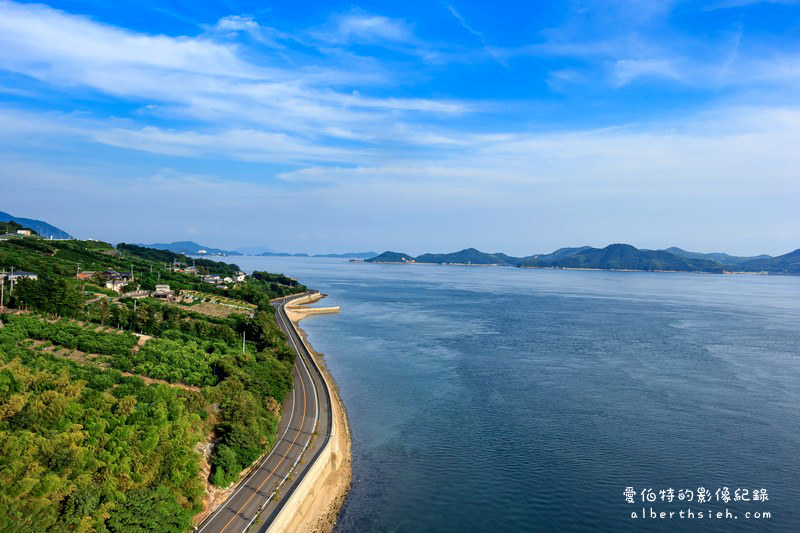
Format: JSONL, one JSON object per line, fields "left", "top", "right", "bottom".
{"left": 267, "top": 294, "right": 351, "bottom": 532}
{"left": 283, "top": 292, "right": 340, "bottom": 320}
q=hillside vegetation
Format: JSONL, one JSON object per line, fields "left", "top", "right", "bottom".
{"left": 0, "top": 238, "right": 306, "bottom": 531}
{"left": 415, "top": 248, "right": 520, "bottom": 265}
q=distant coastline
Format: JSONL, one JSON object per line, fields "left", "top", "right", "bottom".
{"left": 365, "top": 261, "right": 770, "bottom": 275}
{"left": 363, "top": 244, "right": 799, "bottom": 275}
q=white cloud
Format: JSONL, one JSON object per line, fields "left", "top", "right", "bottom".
{"left": 0, "top": 2, "right": 253, "bottom": 78}
{"left": 611, "top": 58, "right": 683, "bottom": 86}
{"left": 207, "top": 14, "right": 286, "bottom": 48}
{"left": 320, "top": 12, "right": 415, "bottom": 44}
{"left": 94, "top": 126, "right": 359, "bottom": 163}
{"left": 213, "top": 15, "right": 260, "bottom": 32}
{"left": 276, "top": 105, "right": 800, "bottom": 196}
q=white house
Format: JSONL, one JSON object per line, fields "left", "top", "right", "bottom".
{"left": 235, "top": 271, "right": 246, "bottom": 282}
{"left": 5, "top": 270, "right": 38, "bottom": 281}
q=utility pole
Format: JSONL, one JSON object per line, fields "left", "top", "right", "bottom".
{"left": 242, "top": 331, "right": 246, "bottom": 355}
{"left": 77, "top": 262, "right": 80, "bottom": 277}
{"left": 1, "top": 269, "right": 5, "bottom": 311}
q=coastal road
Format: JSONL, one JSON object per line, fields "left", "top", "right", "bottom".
{"left": 196, "top": 292, "right": 333, "bottom": 533}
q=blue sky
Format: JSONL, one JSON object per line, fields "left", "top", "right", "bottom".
{"left": 1, "top": 0, "right": 799, "bottom": 255}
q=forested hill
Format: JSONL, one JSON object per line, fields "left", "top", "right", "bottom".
{"left": 415, "top": 248, "right": 522, "bottom": 265}
{"left": 366, "top": 249, "right": 523, "bottom": 265}
{"left": 0, "top": 238, "right": 306, "bottom": 531}
{"left": 663, "top": 247, "right": 772, "bottom": 266}
{"left": 518, "top": 243, "right": 726, "bottom": 272}
{"left": 133, "top": 240, "right": 241, "bottom": 256}
{"left": 2, "top": 219, "right": 39, "bottom": 235}
{"left": 0, "top": 211, "right": 72, "bottom": 239}
{"left": 735, "top": 248, "right": 800, "bottom": 274}
{"left": 365, "top": 251, "right": 415, "bottom": 263}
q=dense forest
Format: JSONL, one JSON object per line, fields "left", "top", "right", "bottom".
{"left": 0, "top": 237, "right": 306, "bottom": 531}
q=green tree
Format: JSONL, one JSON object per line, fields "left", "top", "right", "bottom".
{"left": 98, "top": 299, "right": 110, "bottom": 325}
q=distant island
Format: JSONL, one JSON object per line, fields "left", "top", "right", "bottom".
{"left": 135, "top": 241, "right": 243, "bottom": 256}
{"left": 367, "top": 244, "right": 800, "bottom": 275}
{"left": 134, "top": 242, "right": 378, "bottom": 259}
{"left": 258, "top": 251, "right": 378, "bottom": 259}
{"left": 312, "top": 252, "right": 379, "bottom": 259}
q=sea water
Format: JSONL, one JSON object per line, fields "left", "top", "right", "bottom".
{"left": 233, "top": 256, "right": 800, "bottom": 532}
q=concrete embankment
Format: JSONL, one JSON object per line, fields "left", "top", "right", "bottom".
{"left": 267, "top": 293, "right": 351, "bottom": 533}
{"left": 284, "top": 292, "right": 340, "bottom": 319}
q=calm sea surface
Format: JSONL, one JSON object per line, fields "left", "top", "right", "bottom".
{"left": 234, "top": 257, "right": 800, "bottom": 532}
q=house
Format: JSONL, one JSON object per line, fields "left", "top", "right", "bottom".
{"left": 235, "top": 271, "right": 246, "bottom": 282}
{"left": 105, "top": 279, "right": 128, "bottom": 293}
{"left": 223, "top": 276, "right": 233, "bottom": 284}
{"left": 16, "top": 229, "right": 31, "bottom": 236}
{"left": 76, "top": 271, "right": 96, "bottom": 280}
{"left": 101, "top": 270, "right": 134, "bottom": 281}
{"left": 202, "top": 274, "right": 222, "bottom": 284}
{"left": 5, "top": 270, "right": 38, "bottom": 282}
{"left": 100, "top": 270, "right": 121, "bottom": 280}
{"left": 102, "top": 270, "right": 134, "bottom": 293}
{"left": 152, "top": 284, "right": 175, "bottom": 299}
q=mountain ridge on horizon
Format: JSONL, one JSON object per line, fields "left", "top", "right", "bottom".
{"left": 4, "top": 210, "right": 795, "bottom": 272}
{"left": 366, "top": 244, "right": 800, "bottom": 275}
{"left": 135, "top": 241, "right": 242, "bottom": 256}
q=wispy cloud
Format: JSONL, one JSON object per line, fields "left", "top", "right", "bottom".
{"left": 317, "top": 11, "right": 415, "bottom": 45}
{"left": 447, "top": 4, "right": 485, "bottom": 42}
{"left": 446, "top": 3, "right": 506, "bottom": 67}
{"left": 706, "top": 0, "right": 800, "bottom": 9}
{"left": 611, "top": 58, "right": 683, "bottom": 86}
{"left": 207, "top": 14, "right": 286, "bottom": 47}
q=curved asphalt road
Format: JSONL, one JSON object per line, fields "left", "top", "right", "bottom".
{"left": 197, "top": 292, "right": 333, "bottom": 533}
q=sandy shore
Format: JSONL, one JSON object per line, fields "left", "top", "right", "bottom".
{"left": 277, "top": 293, "right": 353, "bottom": 532}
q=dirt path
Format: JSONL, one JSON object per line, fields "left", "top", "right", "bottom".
{"left": 132, "top": 333, "right": 151, "bottom": 353}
